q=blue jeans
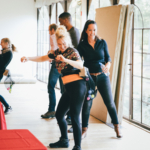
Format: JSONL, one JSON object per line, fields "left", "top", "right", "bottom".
{"left": 0, "top": 79, "right": 9, "bottom": 108}
{"left": 47, "top": 62, "right": 64, "bottom": 112}
{"left": 0, "top": 95, "right": 9, "bottom": 108}
{"left": 82, "top": 97, "right": 93, "bottom": 127}
{"left": 91, "top": 73, "right": 119, "bottom": 124}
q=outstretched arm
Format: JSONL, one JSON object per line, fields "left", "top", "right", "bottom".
{"left": 21, "top": 55, "right": 52, "bottom": 63}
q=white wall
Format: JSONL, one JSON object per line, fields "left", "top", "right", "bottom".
{"left": 0, "top": 0, "right": 37, "bottom": 76}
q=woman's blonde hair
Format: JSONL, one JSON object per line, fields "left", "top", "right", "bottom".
{"left": 2, "top": 38, "right": 17, "bottom": 52}
{"left": 55, "top": 25, "right": 73, "bottom": 48}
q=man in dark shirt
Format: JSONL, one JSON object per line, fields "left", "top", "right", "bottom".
{"left": 59, "top": 12, "right": 80, "bottom": 125}
{"left": 59, "top": 12, "right": 80, "bottom": 49}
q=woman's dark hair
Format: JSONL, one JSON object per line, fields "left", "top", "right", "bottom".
{"left": 80, "top": 20, "right": 100, "bottom": 43}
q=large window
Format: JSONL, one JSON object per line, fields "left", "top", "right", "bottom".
{"left": 37, "top": 6, "right": 49, "bottom": 83}
{"left": 133, "top": 0, "right": 150, "bottom": 126}
{"left": 118, "top": 0, "right": 150, "bottom": 128}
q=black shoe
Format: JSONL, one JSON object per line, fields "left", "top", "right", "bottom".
{"left": 49, "top": 137, "right": 69, "bottom": 148}
{"left": 66, "top": 117, "right": 72, "bottom": 125}
{"left": 68, "top": 126, "right": 73, "bottom": 133}
{"left": 4, "top": 106, "right": 12, "bottom": 114}
{"left": 72, "top": 145, "right": 82, "bottom": 150}
{"left": 41, "top": 111, "right": 55, "bottom": 118}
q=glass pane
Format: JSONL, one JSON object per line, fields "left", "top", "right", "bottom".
{"left": 88, "top": 0, "right": 100, "bottom": 20}
{"left": 69, "top": 0, "right": 81, "bottom": 32}
{"left": 133, "top": 99, "right": 141, "bottom": 122}
{"left": 142, "top": 102, "right": 150, "bottom": 126}
{"left": 123, "top": 96, "right": 130, "bottom": 118}
{"left": 119, "top": 0, "right": 130, "bottom": 4}
{"left": 134, "top": 6, "right": 143, "bottom": 28}
{"left": 133, "top": 53, "right": 141, "bottom": 76}
{"left": 133, "top": 76, "right": 141, "bottom": 101}
{"left": 37, "top": 6, "right": 49, "bottom": 83}
{"left": 51, "top": 4, "right": 56, "bottom": 23}
{"left": 43, "top": 6, "right": 49, "bottom": 30}
{"left": 134, "top": 30, "right": 142, "bottom": 53}
{"left": 57, "top": 3, "right": 64, "bottom": 23}
{"left": 100, "top": 0, "right": 112, "bottom": 8}
{"left": 143, "top": 30, "right": 150, "bottom": 53}
{"left": 135, "top": 0, "right": 150, "bottom": 28}
{"left": 69, "top": 0, "right": 77, "bottom": 27}
{"left": 143, "top": 79, "right": 150, "bottom": 104}
{"left": 143, "top": 54, "right": 150, "bottom": 79}
{"left": 76, "top": 5, "right": 81, "bottom": 32}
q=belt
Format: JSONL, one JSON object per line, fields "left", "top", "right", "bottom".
{"left": 90, "top": 72, "right": 102, "bottom": 76}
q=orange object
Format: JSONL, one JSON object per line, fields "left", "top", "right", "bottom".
{"left": 62, "top": 74, "right": 83, "bottom": 84}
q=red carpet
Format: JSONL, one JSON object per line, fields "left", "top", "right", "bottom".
{"left": 0, "top": 102, "right": 7, "bottom": 130}
{"left": 0, "top": 129, "right": 47, "bottom": 150}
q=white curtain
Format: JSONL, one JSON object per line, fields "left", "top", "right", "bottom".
{"left": 35, "top": 0, "right": 64, "bottom": 8}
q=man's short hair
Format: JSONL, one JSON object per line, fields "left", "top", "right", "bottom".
{"left": 59, "top": 12, "right": 72, "bottom": 21}
{"left": 49, "top": 24, "right": 58, "bottom": 31}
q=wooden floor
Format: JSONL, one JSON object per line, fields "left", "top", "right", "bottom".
{"left": 1, "top": 81, "right": 150, "bottom": 150}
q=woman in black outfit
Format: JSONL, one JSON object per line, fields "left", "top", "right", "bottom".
{"left": 0, "top": 38, "right": 16, "bottom": 114}
{"left": 77, "top": 20, "right": 122, "bottom": 138}
{"left": 21, "top": 25, "right": 86, "bottom": 150}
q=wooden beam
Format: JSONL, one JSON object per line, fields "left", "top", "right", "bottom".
{"left": 49, "top": 5, "right": 51, "bottom": 24}
{"left": 87, "top": 0, "right": 89, "bottom": 17}
{"left": 65, "top": 0, "right": 67, "bottom": 12}
{"left": 131, "top": 0, "right": 134, "bottom": 4}
{"left": 56, "top": 3, "right": 58, "bottom": 24}
{"left": 113, "top": 0, "right": 118, "bottom": 5}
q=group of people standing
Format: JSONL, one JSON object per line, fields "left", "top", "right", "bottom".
{"left": 21, "top": 12, "right": 122, "bottom": 150}
{"left": 0, "top": 11, "right": 122, "bottom": 150}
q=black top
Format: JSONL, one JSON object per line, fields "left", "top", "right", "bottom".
{"left": 48, "top": 47, "right": 81, "bottom": 77}
{"left": 0, "top": 49, "right": 13, "bottom": 80}
{"left": 68, "top": 27, "right": 80, "bottom": 49}
{"left": 77, "top": 39, "right": 111, "bottom": 73}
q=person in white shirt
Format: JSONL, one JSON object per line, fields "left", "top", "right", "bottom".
{"left": 41, "top": 24, "right": 64, "bottom": 118}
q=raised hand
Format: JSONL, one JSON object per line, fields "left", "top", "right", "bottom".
{"left": 21, "top": 56, "right": 29, "bottom": 63}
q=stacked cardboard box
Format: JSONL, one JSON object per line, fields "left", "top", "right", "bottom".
{"left": 90, "top": 5, "right": 134, "bottom": 124}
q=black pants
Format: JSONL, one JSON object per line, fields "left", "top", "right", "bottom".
{"left": 55, "top": 80, "right": 86, "bottom": 147}
{"left": 82, "top": 97, "right": 93, "bottom": 127}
